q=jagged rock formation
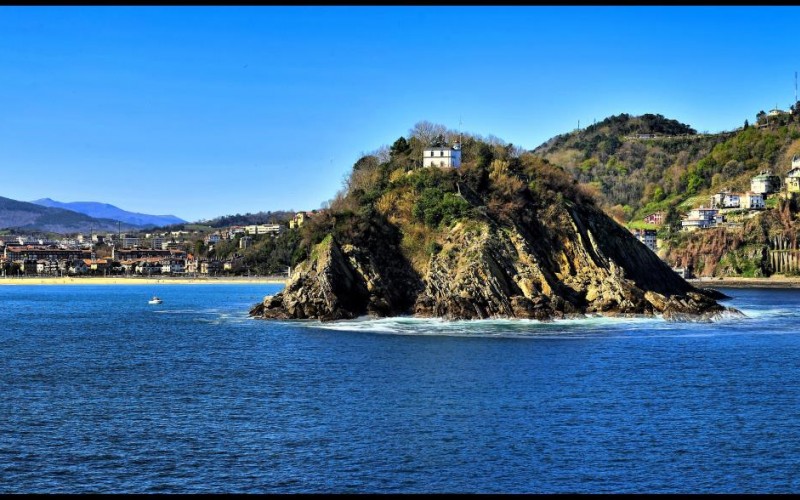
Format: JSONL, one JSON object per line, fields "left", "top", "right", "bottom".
{"left": 250, "top": 195, "right": 734, "bottom": 323}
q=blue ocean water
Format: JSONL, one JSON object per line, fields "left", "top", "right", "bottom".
{"left": 2, "top": 284, "right": 800, "bottom": 493}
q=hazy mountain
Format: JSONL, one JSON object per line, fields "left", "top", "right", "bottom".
{"left": 31, "top": 198, "right": 186, "bottom": 228}
{"left": 0, "top": 196, "right": 139, "bottom": 234}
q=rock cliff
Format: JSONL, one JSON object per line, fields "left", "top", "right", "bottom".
{"left": 250, "top": 178, "right": 733, "bottom": 322}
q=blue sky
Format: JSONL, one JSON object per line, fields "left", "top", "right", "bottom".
{"left": 2, "top": 6, "right": 799, "bottom": 222}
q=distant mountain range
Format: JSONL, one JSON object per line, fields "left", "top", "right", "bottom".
{"left": 31, "top": 198, "right": 186, "bottom": 228}
{"left": 0, "top": 196, "right": 187, "bottom": 234}
{"left": 0, "top": 196, "right": 140, "bottom": 234}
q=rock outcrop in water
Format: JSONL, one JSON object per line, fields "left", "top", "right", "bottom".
{"left": 250, "top": 202, "right": 730, "bottom": 322}
{"left": 249, "top": 138, "right": 735, "bottom": 323}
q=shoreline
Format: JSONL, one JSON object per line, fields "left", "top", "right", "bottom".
{"left": 689, "top": 276, "right": 800, "bottom": 289}
{"left": 6, "top": 274, "right": 800, "bottom": 289}
{"left": 0, "top": 276, "right": 288, "bottom": 286}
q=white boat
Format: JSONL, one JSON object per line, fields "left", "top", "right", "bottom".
{"left": 148, "top": 296, "right": 162, "bottom": 305}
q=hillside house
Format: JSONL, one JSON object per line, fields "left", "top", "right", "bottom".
{"left": 786, "top": 155, "right": 800, "bottom": 193}
{"left": 289, "top": 212, "right": 309, "bottom": 229}
{"left": 741, "top": 191, "right": 765, "bottom": 210}
{"left": 423, "top": 136, "right": 461, "bottom": 168}
{"left": 681, "top": 207, "right": 718, "bottom": 231}
{"left": 204, "top": 233, "right": 222, "bottom": 245}
{"left": 244, "top": 224, "right": 283, "bottom": 236}
{"left": 643, "top": 211, "right": 665, "bottom": 225}
{"left": 711, "top": 191, "right": 740, "bottom": 209}
{"left": 751, "top": 170, "right": 781, "bottom": 195}
{"left": 631, "top": 228, "right": 657, "bottom": 252}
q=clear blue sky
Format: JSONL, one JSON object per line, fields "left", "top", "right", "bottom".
{"left": 2, "top": 6, "right": 799, "bottom": 222}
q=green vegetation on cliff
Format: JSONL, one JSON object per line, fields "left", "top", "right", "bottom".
{"left": 533, "top": 109, "right": 800, "bottom": 225}
{"left": 298, "top": 127, "right": 596, "bottom": 278}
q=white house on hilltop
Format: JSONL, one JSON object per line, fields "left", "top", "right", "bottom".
{"left": 423, "top": 138, "right": 461, "bottom": 168}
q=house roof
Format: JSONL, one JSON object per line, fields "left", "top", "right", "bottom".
{"left": 753, "top": 172, "right": 780, "bottom": 180}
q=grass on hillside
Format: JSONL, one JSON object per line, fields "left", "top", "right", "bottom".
{"left": 627, "top": 220, "right": 659, "bottom": 230}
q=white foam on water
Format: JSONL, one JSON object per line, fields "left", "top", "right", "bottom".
{"left": 268, "top": 305, "right": 800, "bottom": 340}
{"left": 281, "top": 314, "right": 677, "bottom": 339}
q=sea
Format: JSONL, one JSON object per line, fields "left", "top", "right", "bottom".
{"left": 2, "top": 283, "right": 800, "bottom": 493}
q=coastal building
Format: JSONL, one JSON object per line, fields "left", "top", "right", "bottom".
{"left": 136, "top": 258, "right": 163, "bottom": 275}
{"left": 631, "top": 228, "right": 657, "bottom": 252}
{"left": 711, "top": 190, "right": 740, "bottom": 209}
{"left": 184, "top": 256, "right": 199, "bottom": 274}
{"left": 423, "top": 141, "right": 462, "bottom": 168}
{"left": 163, "top": 240, "right": 185, "bottom": 251}
{"left": 681, "top": 206, "right": 718, "bottom": 231}
{"left": 643, "top": 211, "right": 665, "bottom": 226}
{"left": 160, "top": 257, "right": 185, "bottom": 275}
{"left": 741, "top": 191, "right": 765, "bottom": 210}
{"left": 69, "top": 259, "right": 89, "bottom": 275}
{"left": 751, "top": 170, "right": 781, "bottom": 195}
{"left": 244, "top": 224, "right": 283, "bottom": 236}
{"left": 200, "top": 259, "right": 223, "bottom": 275}
{"left": 786, "top": 155, "right": 800, "bottom": 193}
{"left": 150, "top": 237, "right": 166, "bottom": 250}
{"left": 672, "top": 266, "right": 693, "bottom": 279}
{"left": 3, "top": 245, "right": 89, "bottom": 263}
{"left": 290, "top": 212, "right": 313, "bottom": 229}
{"left": 121, "top": 236, "right": 140, "bottom": 249}
{"left": 205, "top": 233, "right": 222, "bottom": 245}
{"left": 85, "top": 258, "right": 111, "bottom": 274}
{"left": 112, "top": 247, "right": 185, "bottom": 261}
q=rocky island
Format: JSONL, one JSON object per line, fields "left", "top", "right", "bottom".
{"left": 250, "top": 131, "right": 734, "bottom": 322}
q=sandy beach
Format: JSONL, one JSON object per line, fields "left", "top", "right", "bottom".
{"left": 0, "top": 276, "right": 288, "bottom": 286}
{"left": 6, "top": 275, "right": 799, "bottom": 288}
{"left": 689, "top": 276, "right": 800, "bottom": 289}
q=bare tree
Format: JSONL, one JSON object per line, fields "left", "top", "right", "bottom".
{"left": 369, "top": 145, "right": 391, "bottom": 164}
{"left": 410, "top": 120, "right": 448, "bottom": 146}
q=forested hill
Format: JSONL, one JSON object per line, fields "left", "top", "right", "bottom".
{"left": 532, "top": 113, "right": 729, "bottom": 221}
{"left": 531, "top": 110, "right": 800, "bottom": 223}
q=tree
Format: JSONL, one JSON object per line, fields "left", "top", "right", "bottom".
{"left": 390, "top": 136, "right": 410, "bottom": 158}
{"left": 744, "top": 119, "right": 749, "bottom": 129}
{"left": 410, "top": 121, "right": 447, "bottom": 146}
